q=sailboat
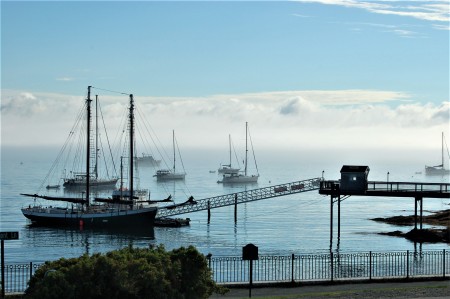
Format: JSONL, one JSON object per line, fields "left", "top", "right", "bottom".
{"left": 154, "top": 130, "right": 186, "bottom": 180}
{"left": 217, "top": 122, "right": 259, "bottom": 184}
{"left": 218, "top": 134, "right": 240, "bottom": 174}
{"left": 425, "top": 132, "right": 450, "bottom": 176}
{"left": 21, "top": 87, "right": 158, "bottom": 228}
{"left": 63, "top": 95, "right": 118, "bottom": 189}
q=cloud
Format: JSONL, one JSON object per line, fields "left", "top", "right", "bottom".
{"left": 1, "top": 89, "right": 448, "bottom": 152}
{"left": 56, "top": 77, "right": 75, "bottom": 81}
{"left": 295, "top": 0, "right": 450, "bottom": 24}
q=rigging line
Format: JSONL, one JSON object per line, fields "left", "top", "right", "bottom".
{"left": 247, "top": 126, "right": 259, "bottom": 175}
{"left": 231, "top": 136, "right": 242, "bottom": 169}
{"left": 97, "top": 98, "right": 118, "bottom": 177}
{"left": 444, "top": 134, "right": 450, "bottom": 161}
{"left": 135, "top": 106, "right": 172, "bottom": 169}
{"left": 91, "top": 86, "right": 130, "bottom": 96}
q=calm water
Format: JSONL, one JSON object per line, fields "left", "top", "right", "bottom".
{"left": 1, "top": 146, "right": 449, "bottom": 263}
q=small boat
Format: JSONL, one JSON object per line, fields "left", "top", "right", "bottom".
{"left": 46, "top": 185, "right": 60, "bottom": 189}
{"left": 21, "top": 87, "right": 158, "bottom": 228}
{"left": 154, "top": 217, "right": 190, "bottom": 227}
{"left": 135, "top": 153, "right": 161, "bottom": 167}
{"left": 218, "top": 122, "right": 259, "bottom": 184}
{"left": 209, "top": 170, "right": 216, "bottom": 173}
{"left": 425, "top": 132, "right": 450, "bottom": 176}
{"left": 154, "top": 130, "right": 186, "bottom": 181}
{"left": 218, "top": 134, "right": 240, "bottom": 175}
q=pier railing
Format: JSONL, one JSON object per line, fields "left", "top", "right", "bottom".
{"left": 2, "top": 249, "right": 448, "bottom": 293}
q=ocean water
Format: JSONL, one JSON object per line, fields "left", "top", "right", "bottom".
{"left": 1, "top": 145, "right": 449, "bottom": 263}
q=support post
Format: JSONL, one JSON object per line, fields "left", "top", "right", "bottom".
{"left": 207, "top": 200, "right": 211, "bottom": 223}
{"left": 234, "top": 194, "right": 238, "bottom": 223}
{"left": 337, "top": 195, "right": 341, "bottom": 240}
{"left": 330, "top": 195, "right": 333, "bottom": 249}
{"left": 419, "top": 197, "right": 423, "bottom": 230}
{"left": 414, "top": 197, "right": 418, "bottom": 230}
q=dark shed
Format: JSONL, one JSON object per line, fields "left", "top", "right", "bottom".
{"left": 340, "top": 165, "right": 370, "bottom": 193}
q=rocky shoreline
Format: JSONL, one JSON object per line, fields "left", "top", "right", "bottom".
{"left": 371, "top": 209, "right": 450, "bottom": 244}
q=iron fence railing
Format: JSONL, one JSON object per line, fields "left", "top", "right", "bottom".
{"left": 1, "top": 250, "right": 448, "bottom": 294}
{"left": 207, "top": 249, "right": 449, "bottom": 284}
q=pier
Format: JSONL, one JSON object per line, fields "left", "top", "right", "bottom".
{"left": 319, "top": 165, "right": 450, "bottom": 247}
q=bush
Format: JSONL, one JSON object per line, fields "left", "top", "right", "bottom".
{"left": 25, "top": 245, "right": 226, "bottom": 299}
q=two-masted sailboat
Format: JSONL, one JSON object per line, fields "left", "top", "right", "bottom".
{"left": 21, "top": 87, "right": 158, "bottom": 227}
{"left": 217, "top": 122, "right": 259, "bottom": 184}
{"left": 425, "top": 132, "right": 450, "bottom": 176}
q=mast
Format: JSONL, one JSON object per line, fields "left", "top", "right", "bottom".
{"left": 173, "top": 130, "right": 176, "bottom": 173}
{"left": 95, "top": 95, "right": 99, "bottom": 180}
{"left": 442, "top": 132, "right": 444, "bottom": 167}
{"left": 228, "top": 134, "right": 232, "bottom": 167}
{"left": 86, "top": 86, "right": 92, "bottom": 207}
{"left": 245, "top": 122, "right": 248, "bottom": 176}
{"left": 129, "top": 94, "right": 134, "bottom": 198}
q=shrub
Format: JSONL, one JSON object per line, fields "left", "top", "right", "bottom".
{"left": 25, "top": 245, "right": 226, "bottom": 299}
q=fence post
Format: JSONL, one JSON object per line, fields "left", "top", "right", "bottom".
{"left": 369, "top": 251, "right": 372, "bottom": 280}
{"left": 330, "top": 252, "right": 334, "bottom": 282}
{"left": 406, "top": 250, "right": 409, "bottom": 279}
{"left": 443, "top": 249, "right": 446, "bottom": 278}
{"left": 29, "top": 262, "right": 33, "bottom": 282}
{"left": 291, "top": 254, "right": 295, "bottom": 284}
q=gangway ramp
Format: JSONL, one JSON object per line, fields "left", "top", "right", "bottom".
{"left": 156, "top": 177, "right": 322, "bottom": 218}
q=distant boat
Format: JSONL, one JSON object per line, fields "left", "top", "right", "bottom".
{"left": 62, "top": 94, "right": 118, "bottom": 189}
{"left": 154, "top": 130, "right": 186, "bottom": 181}
{"left": 135, "top": 153, "right": 161, "bottom": 167}
{"left": 425, "top": 132, "right": 450, "bottom": 176}
{"left": 21, "top": 87, "right": 158, "bottom": 228}
{"left": 218, "top": 134, "right": 240, "bottom": 175}
{"left": 218, "top": 122, "right": 259, "bottom": 184}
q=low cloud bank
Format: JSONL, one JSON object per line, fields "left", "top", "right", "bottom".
{"left": 1, "top": 89, "right": 448, "bottom": 154}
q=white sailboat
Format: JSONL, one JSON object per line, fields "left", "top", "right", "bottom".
{"left": 218, "top": 122, "right": 259, "bottom": 184}
{"left": 425, "top": 132, "right": 450, "bottom": 176}
{"left": 154, "top": 130, "right": 186, "bottom": 181}
{"left": 63, "top": 95, "right": 118, "bottom": 189}
{"left": 218, "top": 134, "right": 240, "bottom": 174}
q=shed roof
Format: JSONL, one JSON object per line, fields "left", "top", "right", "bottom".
{"left": 340, "top": 165, "right": 370, "bottom": 173}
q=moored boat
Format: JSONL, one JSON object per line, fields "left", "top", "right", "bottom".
{"left": 21, "top": 87, "right": 158, "bottom": 228}
{"left": 218, "top": 122, "right": 259, "bottom": 184}
{"left": 425, "top": 132, "right": 450, "bottom": 176}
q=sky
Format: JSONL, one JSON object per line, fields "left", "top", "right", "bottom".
{"left": 1, "top": 1, "right": 449, "bottom": 165}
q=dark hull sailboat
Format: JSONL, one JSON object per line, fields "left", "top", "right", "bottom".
{"left": 21, "top": 86, "right": 158, "bottom": 228}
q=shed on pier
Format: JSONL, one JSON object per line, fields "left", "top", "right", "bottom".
{"left": 340, "top": 165, "right": 370, "bottom": 193}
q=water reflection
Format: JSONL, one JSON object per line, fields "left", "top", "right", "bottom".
{"left": 22, "top": 224, "right": 155, "bottom": 259}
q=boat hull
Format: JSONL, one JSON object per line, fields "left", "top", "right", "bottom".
{"left": 21, "top": 206, "right": 157, "bottom": 228}
{"left": 425, "top": 166, "right": 450, "bottom": 176}
{"left": 63, "top": 178, "right": 119, "bottom": 189}
{"left": 218, "top": 175, "right": 259, "bottom": 184}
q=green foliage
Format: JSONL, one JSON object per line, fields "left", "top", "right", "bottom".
{"left": 25, "top": 245, "right": 227, "bottom": 299}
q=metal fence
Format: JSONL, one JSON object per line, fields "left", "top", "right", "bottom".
{"left": 208, "top": 249, "right": 449, "bottom": 284}
{"left": 1, "top": 250, "right": 448, "bottom": 294}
